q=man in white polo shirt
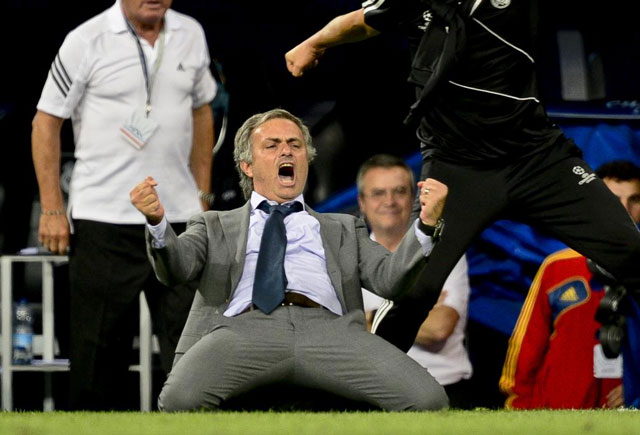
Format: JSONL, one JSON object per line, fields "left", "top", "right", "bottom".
{"left": 31, "top": 0, "right": 216, "bottom": 409}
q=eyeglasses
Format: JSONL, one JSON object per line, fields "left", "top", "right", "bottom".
{"left": 362, "top": 186, "right": 411, "bottom": 201}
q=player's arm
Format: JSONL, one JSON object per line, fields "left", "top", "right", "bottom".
{"left": 285, "top": 9, "right": 380, "bottom": 77}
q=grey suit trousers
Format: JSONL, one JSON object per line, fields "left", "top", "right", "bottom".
{"left": 158, "top": 306, "right": 448, "bottom": 411}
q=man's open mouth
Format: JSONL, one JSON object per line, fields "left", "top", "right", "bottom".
{"left": 278, "top": 163, "right": 295, "bottom": 183}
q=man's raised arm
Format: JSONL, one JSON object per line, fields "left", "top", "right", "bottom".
{"left": 285, "top": 9, "right": 380, "bottom": 77}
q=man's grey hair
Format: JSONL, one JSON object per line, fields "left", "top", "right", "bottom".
{"left": 233, "top": 108, "right": 317, "bottom": 200}
{"left": 356, "top": 153, "right": 415, "bottom": 195}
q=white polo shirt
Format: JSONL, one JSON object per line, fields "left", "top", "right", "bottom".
{"left": 36, "top": 0, "right": 217, "bottom": 224}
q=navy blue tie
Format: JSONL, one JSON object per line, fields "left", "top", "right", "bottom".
{"left": 252, "top": 200, "right": 303, "bottom": 314}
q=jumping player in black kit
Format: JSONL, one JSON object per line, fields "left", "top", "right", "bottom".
{"left": 285, "top": 0, "right": 640, "bottom": 353}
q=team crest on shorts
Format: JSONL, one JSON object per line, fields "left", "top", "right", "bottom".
{"left": 491, "top": 0, "right": 510, "bottom": 9}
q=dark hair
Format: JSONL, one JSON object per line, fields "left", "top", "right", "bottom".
{"left": 356, "top": 154, "right": 415, "bottom": 195}
{"left": 596, "top": 160, "right": 640, "bottom": 182}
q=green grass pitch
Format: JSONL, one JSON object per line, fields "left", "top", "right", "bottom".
{"left": 1, "top": 410, "right": 639, "bottom": 435}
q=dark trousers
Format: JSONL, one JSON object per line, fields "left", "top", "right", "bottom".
{"left": 68, "top": 220, "right": 195, "bottom": 410}
{"left": 376, "top": 138, "right": 640, "bottom": 351}
{"left": 444, "top": 378, "right": 475, "bottom": 410}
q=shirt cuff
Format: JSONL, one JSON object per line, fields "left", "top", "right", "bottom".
{"left": 147, "top": 217, "right": 168, "bottom": 249}
{"left": 413, "top": 219, "right": 435, "bottom": 257}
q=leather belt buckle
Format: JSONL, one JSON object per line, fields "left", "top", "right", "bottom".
{"left": 240, "top": 292, "right": 321, "bottom": 314}
{"left": 282, "top": 292, "right": 321, "bottom": 308}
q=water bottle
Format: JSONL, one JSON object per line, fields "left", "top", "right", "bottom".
{"left": 12, "top": 298, "right": 34, "bottom": 365}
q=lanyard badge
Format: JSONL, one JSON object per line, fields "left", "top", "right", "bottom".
{"left": 120, "top": 19, "right": 165, "bottom": 149}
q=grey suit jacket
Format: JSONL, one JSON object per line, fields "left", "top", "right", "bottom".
{"left": 146, "top": 201, "right": 429, "bottom": 361}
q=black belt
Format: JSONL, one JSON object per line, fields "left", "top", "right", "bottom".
{"left": 241, "top": 292, "right": 321, "bottom": 314}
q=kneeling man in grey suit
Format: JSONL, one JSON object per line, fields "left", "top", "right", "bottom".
{"left": 130, "top": 108, "right": 449, "bottom": 411}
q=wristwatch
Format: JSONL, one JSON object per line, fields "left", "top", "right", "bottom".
{"left": 418, "top": 218, "right": 445, "bottom": 240}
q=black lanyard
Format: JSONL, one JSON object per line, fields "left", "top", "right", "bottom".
{"left": 125, "top": 19, "right": 165, "bottom": 117}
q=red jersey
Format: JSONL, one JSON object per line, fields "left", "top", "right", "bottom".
{"left": 500, "top": 249, "right": 621, "bottom": 409}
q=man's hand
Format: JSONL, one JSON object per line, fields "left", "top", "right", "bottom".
{"left": 418, "top": 178, "right": 448, "bottom": 226}
{"left": 130, "top": 176, "right": 165, "bottom": 225}
{"left": 39, "top": 214, "right": 70, "bottom": 254}
{"left": 285, "top": 41, "right": 325, "bottom": 77}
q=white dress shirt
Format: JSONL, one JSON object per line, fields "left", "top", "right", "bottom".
{"left": 225, "top": 192, "right": 342, "bottom": 316}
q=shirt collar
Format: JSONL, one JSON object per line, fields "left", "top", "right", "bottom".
{"left": 250, "top": 191, "right": 306, "bottom": 212}
{"left": 107, "top": 0, "right": 182, "bottom": 34}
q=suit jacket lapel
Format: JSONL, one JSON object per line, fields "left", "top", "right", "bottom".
{"left": 307, "top": 207, "right": 346, "bottom": 310}
{"left": 219, "top": 201, "right": 251, "bottom": 297}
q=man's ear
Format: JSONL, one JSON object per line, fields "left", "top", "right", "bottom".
{"left": 240, "top": 161, "right": 253, "bottom": 178}
{"left": 357, "top": 196, "right": 370, "bottom": 223}
{"left": 357, "top": 194, "right": 366, "bottom": 215}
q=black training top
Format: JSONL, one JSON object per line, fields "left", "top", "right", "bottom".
{"left": 363, "top": 0, "right": 565, "bottom": 163}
